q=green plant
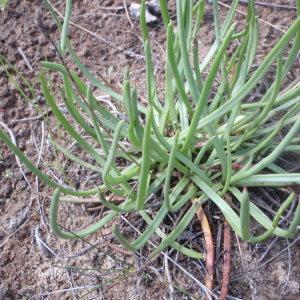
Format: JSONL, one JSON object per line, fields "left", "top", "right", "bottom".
{"left": 1, "top": 0, "right": 300, "bottom": 259}
{"left": 0, "top": 0, "right": 8, "bottom": 10}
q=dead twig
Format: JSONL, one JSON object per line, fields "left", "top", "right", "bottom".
{"left": 96, "top": 5, "right": 124, "bottom": 11}
{"left": 197, "top": 207, "right": 214, "bottom": 294}
{"left": 219, "top": 1, "right": 286, "bottom": 33}
{"left": 164, "top": 250, "right": 175, "bottom": 298}
{"left": 17, "top": 47, "right": 34, "bottom": 71}
{"left": 259, "top": 236, "right": 279, "bottom": 263}
{"left": 238, "top": 0, "right": 297, "bottom": 10}
{"left": 123, "top": 0, "right": 134, "bottom": 28}
{"left": 31, "top": 121, "right": 45, "bottom": 191}
{"left": 215, "top": 223, "right": 223, "bottom": 283}
{"left": 61, "top": 196, "right": 100, "bottom": 204}
{"left": 62, "top": 194, "right": 125, "bottom": 205}
{"left": 0, "top": 120, "right": 32, "bottom": 189}
{"left": 0, "top": 215, "right": 32, "bottom": 248}
{"left": 10, "top": 107, "right": 55, "bottom": 124}
{"left": 35, "top": 225, "right": 60, "bottom": 258}
{"left": 219, "top": 221, "right": 231, "bottom": 300}
{"left": 86, "top": 205, "right": 103, "bottom": 212}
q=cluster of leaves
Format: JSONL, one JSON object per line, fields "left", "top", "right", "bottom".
{"left": 1, "top": 0, "right": 300, "bottom": 259}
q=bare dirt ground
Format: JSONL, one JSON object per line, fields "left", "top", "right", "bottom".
{"left": 0, "top": 0, "right": 300, "bottom": 299}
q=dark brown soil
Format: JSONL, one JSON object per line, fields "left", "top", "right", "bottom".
{"left": 0, "top": 0, "right": 299, "bottom": 299}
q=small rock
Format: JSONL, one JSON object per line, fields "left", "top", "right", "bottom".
{"left": 147, "top": 0, "right": 161, "bottom": 16}
{"left": 129, "top": 3, "right": 158, "bottom": 24}
{"left": 35, "top": 95, "right": 45, "bottom": 104}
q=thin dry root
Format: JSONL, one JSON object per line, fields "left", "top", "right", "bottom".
{"left": 197, "top": 207, "right": 215, "bottom": 293}
{"left": 219, "top": 221, "right": 232, "bottom": 300}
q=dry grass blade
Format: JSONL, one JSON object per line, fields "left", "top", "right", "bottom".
{"left": 197, "top": 207, "right": 215, "bottom": 293}
{"left": 0, "top": 120, "right": 32, "bottom": 189}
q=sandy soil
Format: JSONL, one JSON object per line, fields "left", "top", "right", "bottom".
{"left": 0, "top": 0, "right": 300, "bottom": 299}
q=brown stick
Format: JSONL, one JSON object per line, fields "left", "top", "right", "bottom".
{"left": 219, "top": 221, "right": 232, "bottom": 300}
{"left": 197, "top": 207, "right": 214, "bottom": 293}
